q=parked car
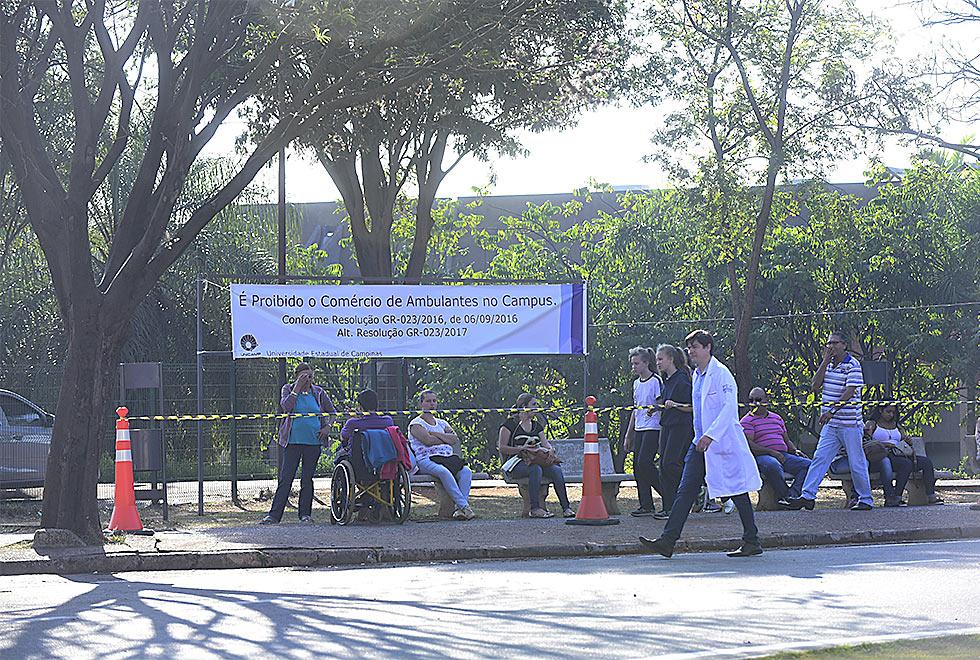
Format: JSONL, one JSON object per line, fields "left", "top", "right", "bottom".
{"left": 0, "top": 389, "right": 54, "bottom": 489}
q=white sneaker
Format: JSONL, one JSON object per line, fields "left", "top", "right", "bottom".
{"left": 462, "top": 505, "right": 476, "bottom": 520}
{"left": 452, "top": 507, "right": 467, "bottom": 520}
{"left": 722, "top": 499, "right": 735, "bottom": 515}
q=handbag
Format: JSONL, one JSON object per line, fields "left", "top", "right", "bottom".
{"left": 887, "top": 439, "right": 915, "bottom": 459}
{"left": 430, "top": 454, "right": 467, "bottom": 476}
{"left": 862, "top": 439, "right": 888, "bottom": 463}
{"left": 525, "top": 447, "right": 562, "bottom": 467}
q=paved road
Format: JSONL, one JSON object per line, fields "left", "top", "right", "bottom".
{"left": 2, "top": 540, "right": 979, "bottom": 660}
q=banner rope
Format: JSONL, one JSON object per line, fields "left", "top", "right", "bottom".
{"left": 124, "top": 399, "right": 979, "bottom": 422}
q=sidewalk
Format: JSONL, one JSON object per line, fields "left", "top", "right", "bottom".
{"left": 3, "top": 501, "right": 979, "bottom": 576}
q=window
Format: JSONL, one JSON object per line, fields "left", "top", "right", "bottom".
{"left": 0, "top": 395, "right": 42, "bottom": 427}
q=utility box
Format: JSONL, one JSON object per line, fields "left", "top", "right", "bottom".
{"left": 119, "top": 362, "right": 168, "bottom": 520}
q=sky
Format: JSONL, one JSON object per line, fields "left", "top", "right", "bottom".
{"left": 203, "top": 0, "right": 969, "bottom": 204}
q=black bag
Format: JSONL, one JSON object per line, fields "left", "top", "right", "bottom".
{"left": 430, "top": 454, "right": 467, "bottom": 476}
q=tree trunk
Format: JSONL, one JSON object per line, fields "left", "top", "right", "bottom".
{"left": 404, "top": 186, "right": 437, "bottom": 283}
{"left": 41, "top": 300, "right": 129, "bottom": 543}
{"left": 732, "top": 164, "right": 779, "bottom": 397}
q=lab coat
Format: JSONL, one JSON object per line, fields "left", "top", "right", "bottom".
{"left": 694, "top": 357, "right": 762, "bottom": 498}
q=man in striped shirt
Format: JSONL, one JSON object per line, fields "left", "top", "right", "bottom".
{"left": 788, "top": 329, "right": 873, "bottom": 511}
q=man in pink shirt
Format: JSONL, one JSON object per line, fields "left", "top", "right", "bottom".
{"left": 740, "top": 387, "right": 811, "bottom": 508}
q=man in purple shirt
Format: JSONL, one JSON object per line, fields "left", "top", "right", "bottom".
{"left": 740, "top": 387, "right": 811, "bottom": 507}
{"left": 340, "top": 389, "right": 394, "bottom": 452}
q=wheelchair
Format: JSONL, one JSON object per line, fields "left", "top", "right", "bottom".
{"left": 330, "top": 430, "right": 411, "bottom": 525}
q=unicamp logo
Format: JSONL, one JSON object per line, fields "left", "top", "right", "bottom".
{"left": 240, "top": 334, "right": 259, "bottom": 352}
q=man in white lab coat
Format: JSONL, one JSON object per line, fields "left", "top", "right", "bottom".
{"left": 640, "top": 330, "right": 763, "bottom": 558}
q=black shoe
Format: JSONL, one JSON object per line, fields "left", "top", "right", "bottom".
{"left": 727, "top": 544, "right": 763, "bottom": 557}
{"left": 787, "top": 497, "right": 815, "bottom": 510}
{"left": 639, "top": 536, "right": 674, "bottom": 558}
{"left": 849, "top": 501, "right": 873, "bottom": 510}
{"left": 630, "top": 507, "right": 656, "bottom": 517}
{"left": 776, "top": 498, "right": 792, "bottom": 508}
{"left": 652, "top": 509, "right": 671, "bottom": 520}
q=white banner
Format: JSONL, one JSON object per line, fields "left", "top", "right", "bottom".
{"left": 230, "top": 284, "right": 586, "bottom": 358}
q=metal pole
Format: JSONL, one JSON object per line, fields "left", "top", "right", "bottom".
{"left": 583, "top": 354, "right": 589, "bottom": 401}
{"left": 230, "top": 360, "right": 238, "bottom": 505}
{"left": 276, "top": 42, "right": 288, "bottom": 474}
{"left": 159, "top": 362, "right": 168, "bottom": 521}
{"left": 196, "top": 274, "right": 204, "bottom": 516}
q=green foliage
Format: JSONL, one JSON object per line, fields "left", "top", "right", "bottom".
{"left": 405, "top": 164, "right": 980, "bottom": 459}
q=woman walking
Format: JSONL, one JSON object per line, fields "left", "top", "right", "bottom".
{"left": 655, "top": 344, "right": 694, "bottom": 520}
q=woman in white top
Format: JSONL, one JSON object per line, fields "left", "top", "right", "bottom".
{"left": 865, "top": 404, "right": 942, "bottom": 506}
{"left": 409, "top": 390, "right": 475, "bottom": 520}
{"left": 621, "top": 346, "right": 665, "bottom": 516}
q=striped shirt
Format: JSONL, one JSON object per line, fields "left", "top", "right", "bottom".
{"left": 740, "top": 411, "right": 789, "bottom": 452}
{"left": 821, "top": 353, "right": 864, "bottom": 428}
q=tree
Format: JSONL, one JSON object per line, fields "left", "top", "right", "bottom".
{"left": 643, "top": 0, "right": 887, "bottom": 394}
{"left": 849, "top": 1, "right": 980, "bottom": 161}
{"left": 283, "top": 0, "right": 630, "bottom": 281}
{"left": 0, "top": 0, "right": 560, "bottom": 541}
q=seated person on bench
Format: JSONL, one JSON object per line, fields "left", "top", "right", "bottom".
{"left": 498, "top": 393, "right": 575, "bottom": 519}
{"left": 740, "top": 387, "right": 811, "bottom": 508}
{"left": 864, "top": 403, "right": 943, "bottom": 506}
{"left": 409, "top": 390, "right": 475, "bottom": 520}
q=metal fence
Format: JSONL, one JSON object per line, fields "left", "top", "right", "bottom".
{"left": 0, "top": 359, "right": 392, "bottom": 505}
{"left": 1, "top": 354, "right": 594, "bottom": 511}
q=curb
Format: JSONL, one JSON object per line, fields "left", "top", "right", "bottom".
{"left": 3, "top": 525, "right": 979, "bottom": 577}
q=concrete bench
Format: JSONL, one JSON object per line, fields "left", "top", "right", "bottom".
{"left": 756, "top": 469, "right": 799, "bottom": 511}
{"left": 502, "top": 438, "right": 631, "bottom": 516}
{"left": 411, "top": 470, "right": 490, "bottom": 518}
{"left": 828, "top": 437, "right": 931, "bottom": 506}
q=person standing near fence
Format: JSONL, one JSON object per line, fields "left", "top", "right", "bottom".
{"left": 261, "top": 362, "right": 336, "bottom": 524}
{"left": 640, "top": 330, "right": 763, "bottom": 558}
{"left": 622, "top": 347, "right": 665, "bottom": 517}
{"left": 788, "top": 329, "right": 872, "bottom": 511}
{"left": 654, "top": 344, "right": 693, "bottom": 520}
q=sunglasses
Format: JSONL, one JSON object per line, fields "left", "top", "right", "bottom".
{"left": 748, "top": 397, "right": 765, "bottom": 403}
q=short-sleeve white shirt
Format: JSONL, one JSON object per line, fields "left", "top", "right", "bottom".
{"left": 633, "top": 375, "right": 662, "bottom": 431}
{"left": 409, "top": 415, "right": 454, "bottom": 460}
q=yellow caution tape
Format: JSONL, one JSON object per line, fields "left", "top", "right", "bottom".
{"left": 124, "top": 399, "right": 976, "bottom": 423}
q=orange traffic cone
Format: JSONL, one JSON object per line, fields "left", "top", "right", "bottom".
{"left": 567, "top": 396, "right": 619, "bottom": 526}
{"left": 108, "top": 407, "right": 143, "bottom": 531}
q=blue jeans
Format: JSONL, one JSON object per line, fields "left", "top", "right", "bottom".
{"left": 868, "top": 454, "right": 936, "bottom": 499}
{"left": 509, "top": 461, "right": 570, "bottom": 510}
{"left": 417, "top": 455, "right": 472, "bottom": 508}
{"left": 800, "top": 425, "right": 872, "bottom": 505}
{"left": 661, "top": 445, "right": 759, "bottom": 548}
{"left": 632, "top": 429, "right": 662, "bottom": 510}
{"left": 756, "top": 452, "right": 811, "bottom": 500}
{"left": 268, "top": 443, "right": 322, "bottom": 521}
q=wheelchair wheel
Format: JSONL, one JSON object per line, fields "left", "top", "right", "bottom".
{"left": 330, "top": 460, "right": 355, "bottom": 526}
{"left": 388, "top": 463, "right": 411, "bottom": 524}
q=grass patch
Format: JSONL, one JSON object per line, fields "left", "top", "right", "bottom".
{"left": 749, "top": 634, "right": 980, "bottom": 659}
